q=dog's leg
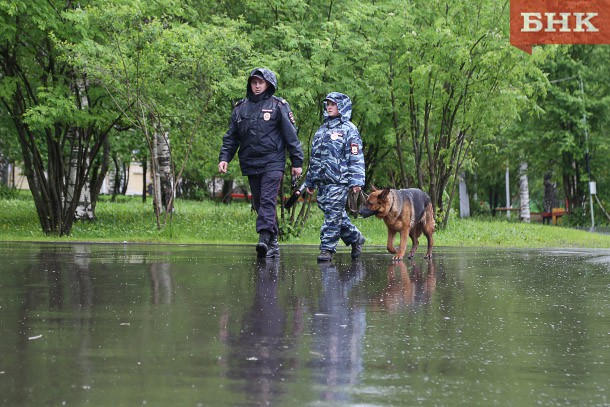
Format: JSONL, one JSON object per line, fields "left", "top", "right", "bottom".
{"left": 394, "top": 228, "right": 409, "bottom": 261}
{"left": 423, "top": 206, "right": 435, "bottom": 259}
{"left": 424, "top": 231, "right": 434, "bottom": 259}
{"left": 422, "top": 225, "right": 434, "bottom": 259}
{"left": 407, "top": 233, "right": 419, "bottom": 259}
{"left": 386, "top": 229, "right": 397, "bottom": 254}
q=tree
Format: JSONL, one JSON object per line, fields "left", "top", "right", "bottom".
{"left": 208, "top": 0, "right": 392, "bottom": 236}
{"left": 62, "top": 0, "right": 251, "bottom": 228}
{"left": 0, "top": 109, "right": 20, "bottom": 186}
{"left": 203, "top": 0, "right": 549, "bottom": 231}
{"left": 387, "top": 0, "right": 547, "bottom": 227}
{"left": 502, "top": 45, "right": 610, "bottom": 225}
{"left": 0, "top": 0, "right": 124, "bottom": 235}
{"left": 518, "top": 162, "right": 530, "bottom": 222}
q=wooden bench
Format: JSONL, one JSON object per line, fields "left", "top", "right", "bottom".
{"left": 497, "top": 207, "right": 567, "bottom": 225}
{"left": 551, "top": 207, "right": 567, "bottom": 225}
{"left": 538, "top": 208, "right": 567, "bottom": 225}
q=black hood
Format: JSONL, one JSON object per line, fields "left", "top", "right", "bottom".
{"left": 246, "top": 68, "right": 277, "bottom": 100}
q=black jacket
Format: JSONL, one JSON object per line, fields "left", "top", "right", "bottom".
{"left": 219, "top": 68, "right": 303, "bottom": 175}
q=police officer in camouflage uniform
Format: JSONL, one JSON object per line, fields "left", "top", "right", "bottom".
{"left": 305, "top": 92, "right": 366, "bottom": 262}
{"left": 219, "top": 68, "right": 304, "bottom": 258}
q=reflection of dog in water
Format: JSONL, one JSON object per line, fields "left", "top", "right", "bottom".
{"left": 372, "top": 260, "right": 436, "bottom": 312}
{"left": 359, "top": 187, "right": 435, "bottom": 260}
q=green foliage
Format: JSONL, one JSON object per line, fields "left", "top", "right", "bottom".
{"left": 0, "top": 184, "right": 17, "bottom": 199}
{"left": 212, "top": 0, "right": 549, "bottom": 224}
{"left": 472, "top": 45, "right": 610, "bottom": 223}
{"left": 0, "top": 0, "right": 127, "bottom": 235}
{"left": 21, "top": 86, "right": 77, "bottom": 130}
{"left": 560, "top": 207, "right": 586, "bottom": 227}
{"left": 2, "top": 0, "right": 609, "bottom": 237}
{"left": 58, "top": 0, "right": 253, "bottom": 191}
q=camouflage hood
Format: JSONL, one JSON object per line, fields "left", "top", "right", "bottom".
{"left": 323, "top": 92, "right": 352, "bottom": 122}
{"left": 246, "top": 68, "right": 277, "bottom": 98}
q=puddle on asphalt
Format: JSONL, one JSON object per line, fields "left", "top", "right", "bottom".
{"left": 1, "top": 243, "right": 609, "bottom": 406}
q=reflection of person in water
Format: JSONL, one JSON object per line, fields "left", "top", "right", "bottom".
{"left": 310, "top": 260, "right": 367, "bottom": 402}
{"left": 220, "top": 259, "right": 300, "bottom": 406}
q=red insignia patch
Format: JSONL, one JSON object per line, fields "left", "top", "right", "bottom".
{"left": 350, "top": 143, "right": 359, "bottom": 155}
{"left": 288, "top": 111, "right": 296, "bottom": 124}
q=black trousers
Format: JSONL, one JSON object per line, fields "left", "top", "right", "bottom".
{"left": 248, "top": 170, "right": 283, "bottom": 235}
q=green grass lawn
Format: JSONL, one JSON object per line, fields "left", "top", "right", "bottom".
{"left": 2, "top": 194, "right": 610, "bottom": 248}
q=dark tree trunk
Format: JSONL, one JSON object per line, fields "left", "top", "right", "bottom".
{"left": 561, "top": 152, "right": 584, "bottom": 212}
{"left": 221, "top": 179, "right": 233, "bottom": 204}
{"left": 142, "top": 160, "right": 147, "bottom": 203}
{"left": 544, "top": 172, "right": 558, "bottom": 212}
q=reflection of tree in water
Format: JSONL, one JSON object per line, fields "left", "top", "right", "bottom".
{"left": 45, "top": 245, "right": 94, "bottom": 312}
{"left": 310, "top": 260, "right": 367, "bottom": 402}
{"left": 148, "top": 261, "right": 174, "bottom": 304}
{"left": 371, "top": 259, "right": 437, "bottom": 312}
{"left": 220, "top": 259, "right": 299, "bottom": 406}
{"left": 12, "top": 245, "right": 96, "bottom": 403}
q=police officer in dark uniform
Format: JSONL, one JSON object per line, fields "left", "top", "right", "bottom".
{"left": 219, "top": 68, "right": 304, "bottom": 258}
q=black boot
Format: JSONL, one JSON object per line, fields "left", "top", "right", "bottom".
{"left": 317, "top": 250, "right": 334, "bottom": 262}
{"left": 266, "top": 233, "right": 280, "bottom": 258}
{"left": 256, "top": 230, "right": 272, "bottom": 258}
{"left": 351, "top": 235, "right": 366, "bottom": 259}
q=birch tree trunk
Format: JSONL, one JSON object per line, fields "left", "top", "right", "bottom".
{"left": 150, "top": 127, "right": 163, "bottom": 226}
{"left": 156, "top": 129, "right": 173, "bottom": 213}
{"left": 68, "top": 75, "right": 94, "bottom": 221}
{"left": 68, "top": 141, "right": 94, "bottom": 221}
{"left": 89, "top": 135, "right": 110, "bottom": 213}
{"left": 519, "top": 162, "right": 531, "bottom": 223}
{"left": 459, "top": 172, "right": 470, "bottom": 218}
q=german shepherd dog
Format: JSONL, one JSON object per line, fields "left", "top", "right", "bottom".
{"left": 359, "top": 187, "right": 435, "bottom": 260}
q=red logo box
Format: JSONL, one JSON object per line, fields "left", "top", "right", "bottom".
{"left": 510, "top": 0, "right": 610, "bottom": 53}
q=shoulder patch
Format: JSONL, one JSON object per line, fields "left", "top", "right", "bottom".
{"left": 271, "top": 96, "right": 290, "bottom": 109}
{"left": 350, "top": 143, "right": 360, "bottom": 155}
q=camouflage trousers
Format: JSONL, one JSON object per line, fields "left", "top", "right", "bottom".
{"left": 316, "top": 184, "right": 362, "bottom": 252}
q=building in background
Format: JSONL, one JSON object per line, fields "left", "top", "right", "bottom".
{"left": 6, "top": 161, "right": 151, "bottom": 196}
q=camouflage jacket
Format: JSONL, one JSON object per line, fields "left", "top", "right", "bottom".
{"left": 305, "top": 92, "right": 365, "bottom": 188}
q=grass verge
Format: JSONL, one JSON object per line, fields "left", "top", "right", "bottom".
{"left": 1, "top": 195, "right": 610, "bottom": 248}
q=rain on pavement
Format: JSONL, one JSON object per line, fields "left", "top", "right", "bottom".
{"left": 1, "top": 242, "right": 609, "bottom": 406}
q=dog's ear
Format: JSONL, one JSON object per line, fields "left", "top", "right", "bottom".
{"left": 371, "top": 185, "right": 378, "bottom": 191}
{"left": 379, "top": 188, "right": 391, "bottom": 200}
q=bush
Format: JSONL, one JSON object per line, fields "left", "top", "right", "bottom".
{"left": 561, "top": 207, "right": 585, "bottom": 227}
{"left": 0, "top": 185, "right": 18, "bottom": 199}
